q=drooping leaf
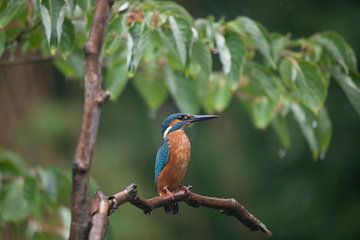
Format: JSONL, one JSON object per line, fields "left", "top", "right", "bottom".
{"left": 279, "top": 59, "right": 297, "bottom": 89}
{"left": 291, "top": 104, "right": 332, "bottom": 159}
{"left": 332, "top": 67, "right": 360, "bottom": 116}
{"left": 133, "top": 62, "right": 168, "bottom": 109}
{"left": 295, "top": 60, "right": 327, "bottom": 113}
{"left": 37, "top": 168, "right": 59, "bottom": 203}
{"left": 59, "top": 207, "right": 71, "bottom": 239}
{"left": 39, "top": 0, "right": 67, "bottom": 54}
{"left": 104, "top": 16, "right": 125, "bottom": 56}
{"left": 54, "top": 49, "right": 84, "bottom": 79}
{"left": 154, "top": 1, "right": 193, "bottom": 25}
{"left": 211, "top": 74, "right": 233, "bottom": 112}
{"left": 247, "top": 63, "right": 285, "bottom": 102}
{"left": 127, "top": 22, "right": 149, "bottom": 74}
{"left": 0, "top": 149, "right": 27, "bottom": 176}
{"left": 271, "top": 33, "right": 288, "bottom": 64}
{"left": 224, "top": 30, "right": 246, "bottom": 89}
{"left": 58, "top": 19, "right": 75, "bottom": 58}
{"left": 106, "top": 57, "right": 128, "bottom": 100}
{"left": 169, "top": 16, "right": 187, "bottom": 66}
{"left": 272, "top": 116, "right": 291, "bottom": 149}
{"left": 0, "top": 0, "right": 27, "bottom": 28}
{"left": 312, "top": 31, "right": 357, "bottom": 73}
{"left": 190, "top": 39, "right": 212, "bottom": 100}
{"left": 39, "top": 5, "right": 52, "bottom": 44}
{"left": 243, "top": 96, "right": 278, "bottom": 129}
{"left": 0, "top": 181, "right": 30, "bottom": 222}
{"left": 237, "top": 17, "right": 274, "bottom": 67}
{"left": 165, "top": 68, "right": 200, "bottom": 114}
{"left": 215, "top": 33, "right": 231, "bottom": 75}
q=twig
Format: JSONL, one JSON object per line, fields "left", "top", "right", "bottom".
{"left": 69, "top": 0, "right": 113, "bottom": 239}
{"left": 90, "top": 184, "right": 272, "bottom": 238}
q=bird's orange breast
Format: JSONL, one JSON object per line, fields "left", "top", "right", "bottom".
{"left": 157, "top": 130, "right": 191, "bottom": 194}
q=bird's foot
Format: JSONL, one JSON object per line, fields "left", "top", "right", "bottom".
{"left": 163, "top": 186, "right": 175, "bottom": 201}
{"left": 179, "top": 184, "right": 192, "bottom": 194}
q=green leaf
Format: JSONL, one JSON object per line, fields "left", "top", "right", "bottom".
{"left": 40, "top": 0, "right": 66, "bottom": 54}
{"left": 248, "top": 63, "right": 285, "bottom": 101}
{"left": 0, "top": 180, "right": 30, "bottom": 222}
{"left": 154, "top": 1, "right": 193, "bottom": 25}
{"left": 253, "top": 97, "right": 277, "bottom": 129}
{"left": 58, "top": 19, "right": 75, "bottom": 58}
{"left": 37, "top": 168, "right": 58, "bottom": 203}
{"left": 291, "top": 104, "right": 332, "bottom": 159}
{"left": 237, "top": 17, "right": 274, "bottom": 67}
{"left": 295, "top": 60, "right": 327, "bottom": 113}
{"left": 104, "top": 17, "right": 125, "bottom": 56}
{"left": 169, "top": 16, "right": 187, "bottom": 66}
{"left": 0, "top": 0, "right": 27, "bottom": 28}
{"left": 279, "top": 59, "right": 296, "bottom": 88}
{"left": 0, "top": 31, "right": 5, "bottom": 58}
{"left": 132, "top": 63, "right": 168, "bottom": 109}
{"left": 190, "top": 39, "right": 212, "bottom": 100}
{"left": 127, "top": 23, "right": 149, "bottom": 74}
{"left": 211, "top": 74, "right": 233, "bottom": 112}
{"left": 56, "top": 6, "right": 66, "bottom": 43}
{"left": 312, "top": 31, "right": 357, "bottom": 73}
{"left": 54, "top": 49, "right": 84, "bottom": 79}
{"left": 0, "top": 149, "right": 26, "bottom": 176}
{"left": 332, "top": 67, "right": 360, "bottom": 116}
{"left": 106, "top": 57, "right": 128, "bottom": 100}
{"left": 40, "top": 5, "right": 52, "bottom": 44}
{"left": 272, "top": 117, "right": 291, "bottom": 149}
{"left": 215, "top": 33, "right": 231, "bottom": 75}
{"left": 59, "top": 207, "right": 71, "bottom": 239}
{"left": 224, "top": 30, "right": 246, "bottom": 89}
{"left": 165, "top": 68, "right": 200, "bottom": 114}
{"left": 271, "top": 33, "right": 288, "bottom": 64}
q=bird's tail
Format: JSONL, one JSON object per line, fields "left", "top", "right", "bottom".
{"left": 164, "top": 202, "right": 179, "bottom": 215}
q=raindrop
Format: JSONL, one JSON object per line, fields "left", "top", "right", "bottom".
{"left": 319, "top": 152, "right": 326, "bottom": 160}
{"left": 312, "top": 121, "right": 318, "bottom": 128}
{"left": 278, "top": 149, "right": 286, "bottom": 158}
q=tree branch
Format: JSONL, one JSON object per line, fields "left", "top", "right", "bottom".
{"left": 69, "top": 0, "right": 113, "bottom": 239}
{"left": 90, "top": 184, "right": 272, "bottom": 238}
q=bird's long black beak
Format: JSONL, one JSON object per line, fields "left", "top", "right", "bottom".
{"left": 189, "top": 114, "right": 218, "bottom": 123}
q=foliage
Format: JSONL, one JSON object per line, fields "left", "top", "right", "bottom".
{"left": 0, "top": 149, "right": 71, "bottom": 239}
{"left": 0, "top": 1, "right": 359, "bottom": 159}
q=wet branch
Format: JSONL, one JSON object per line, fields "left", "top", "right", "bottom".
{"left": 90, "top": 184, "right": 272, "bottom": 239}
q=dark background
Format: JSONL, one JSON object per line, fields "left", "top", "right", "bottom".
{"left": 1, "top": 0, "right": 360, "bottom": 239}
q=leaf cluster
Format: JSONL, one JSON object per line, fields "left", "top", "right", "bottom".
{"left": 1, "top": 0, "right": 359, "bottom": 158}
{"left": 0, "top": 149, "right": 71, "bottom": 239}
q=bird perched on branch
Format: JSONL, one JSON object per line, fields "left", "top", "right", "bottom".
{"left": 155, "top": 113, "right": 218, "bottom": 215}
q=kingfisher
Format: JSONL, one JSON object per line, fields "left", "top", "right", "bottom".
{"left": 154, "top": 113, "right": 218, "bottom": 215}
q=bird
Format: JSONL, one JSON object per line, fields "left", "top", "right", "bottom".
{"left": 154, "top": 113, "right": 218, "bottom": 215}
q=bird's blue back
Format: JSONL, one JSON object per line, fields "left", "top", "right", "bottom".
{"left": 154, "top": 139, "right": 169, "bottom": 191}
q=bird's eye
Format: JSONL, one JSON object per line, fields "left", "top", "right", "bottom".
{"left": 179, "top": 115, "right": 188, "bottom": 120}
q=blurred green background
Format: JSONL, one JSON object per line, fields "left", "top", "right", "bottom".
{"left": 1, "top": 0, "right": 360, "bottom": 239}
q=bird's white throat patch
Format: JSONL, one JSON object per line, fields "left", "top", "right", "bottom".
{"left": 163, "top": 126, "right": 172, "bottom": 139}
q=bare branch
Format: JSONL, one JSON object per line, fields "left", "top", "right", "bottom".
{"left": 89, "top": 191, "right": 110, "bottom": 240}
{"left": 90, "top": 184, "right": 272, "bottom": 238}
{"left": 69, "top": 0, "right": 113, "bottom": 239}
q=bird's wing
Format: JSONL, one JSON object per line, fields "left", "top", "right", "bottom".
{"left": 154, "top": 139, "right": 169, "bottom": 189}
